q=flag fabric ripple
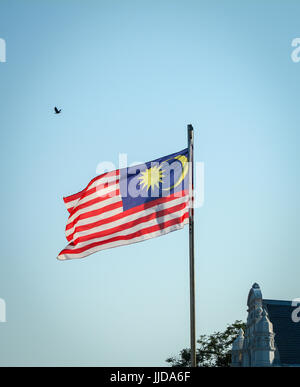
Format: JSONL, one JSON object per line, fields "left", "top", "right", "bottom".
{"left": 58, "top": 149, "right": 190, "bottom": 260}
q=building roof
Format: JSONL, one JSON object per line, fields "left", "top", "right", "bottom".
{"left": 263, "top": 299, "right": 300, "bottom": 366}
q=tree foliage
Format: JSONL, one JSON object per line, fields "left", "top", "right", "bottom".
{"left": 166, "top": 320, "right": 246, "bottom": 367}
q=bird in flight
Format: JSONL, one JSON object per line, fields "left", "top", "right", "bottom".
{"left": 54, "top": 107, "right": 61, "bottom": 114}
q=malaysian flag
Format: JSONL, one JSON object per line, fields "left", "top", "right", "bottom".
{"left": 58, "top": 149, "right": 190, "bottom": 260}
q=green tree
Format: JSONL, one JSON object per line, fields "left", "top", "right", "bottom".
{"left": 166, "top": 320, "right": 246, "bottom": 367}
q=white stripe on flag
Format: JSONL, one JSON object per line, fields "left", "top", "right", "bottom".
{"left": 58, "top": 216, "right": 188, "bottom": 260}
{"left": 70, "top": 203, "right": 188, "bottom": 249}
{"left": 70, "top": 196, "right": 188, "bottom": 242}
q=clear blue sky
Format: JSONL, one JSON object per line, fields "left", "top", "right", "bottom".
{"left": 0, "top": 0, "right": 299, "bottom": 366}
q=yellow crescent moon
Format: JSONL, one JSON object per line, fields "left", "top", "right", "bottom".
{"left": 159, "top": 155, "right": 189, "bottom": 191}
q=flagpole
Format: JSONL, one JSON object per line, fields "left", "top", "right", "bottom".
{"left": 187, "top": 124, "right": 196, "bottom": 367}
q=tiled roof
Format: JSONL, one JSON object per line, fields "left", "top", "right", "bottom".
{"left": 263, "top": 299, "right": 300, "bottom": 365}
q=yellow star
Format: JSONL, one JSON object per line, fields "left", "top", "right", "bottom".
{"left": 138, "top": 165, "right": 165, "bottom": 191}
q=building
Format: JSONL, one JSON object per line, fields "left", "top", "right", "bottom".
{"left": 231, "top": 283, "right": 300, "bottom": 367}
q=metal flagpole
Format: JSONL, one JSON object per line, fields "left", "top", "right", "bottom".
{"left": 187, "top": 124, "right": 196, "bottom": 367}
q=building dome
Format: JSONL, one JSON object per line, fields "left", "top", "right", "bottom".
{"left": 247, "top": 283, "right": 263, "bottom": 308}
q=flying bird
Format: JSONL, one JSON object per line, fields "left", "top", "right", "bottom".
{"left": 54, "top": 107, "right": 61, "bottom": 114}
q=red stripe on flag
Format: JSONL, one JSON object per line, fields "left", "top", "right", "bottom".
{"left": 63, "top": 170, "right": 120, "bottom": 203}
{"left": 60, "top": 211, "right": 189, "bottom": 256}
{"left": 66, "top": 189, "right": 188, "bottom": 236}
{"left": 72, "top": 202, "right": 187, "bottom": 245}
{"left": 66, "top": 200, "right": 123, "bottom": 232}
{"left": 68, "top": 188, "right": 120, "bottom": 217}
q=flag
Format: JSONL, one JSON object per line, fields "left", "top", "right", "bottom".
{"left": 58, "top": 148, "right": 190, "bottom": 260}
